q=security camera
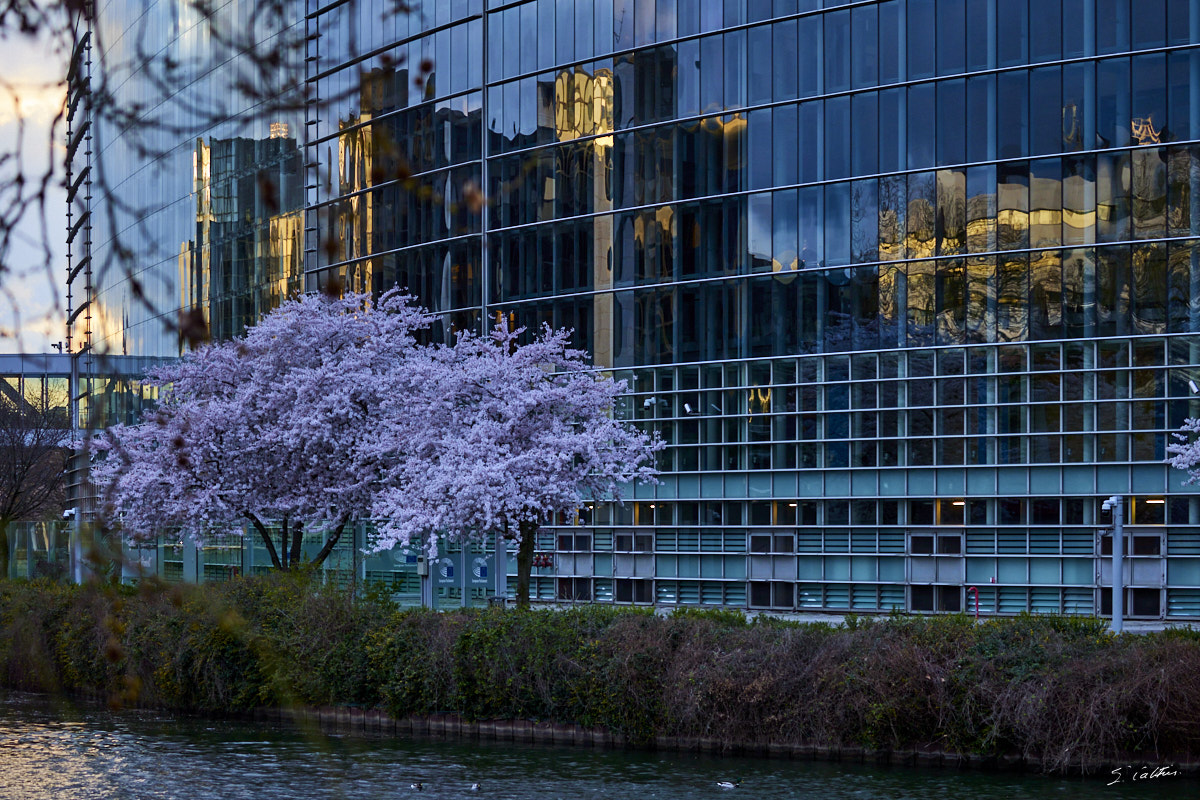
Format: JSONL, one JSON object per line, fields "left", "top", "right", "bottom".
{"left": 1101, "top": 499, "right": 1112, "bottom": 512}
{"left": 62, "top": 508, "right": 77, "bottom": 519}
{"left": 1190, "top": 379, "right": 1198, "bottom": 395}
{"left": 684, "top": 403, "right": 693, "bottom": 414}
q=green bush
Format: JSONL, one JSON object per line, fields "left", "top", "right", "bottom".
{"left": 0, "top": 577, "right": 1197, "bottom": 773}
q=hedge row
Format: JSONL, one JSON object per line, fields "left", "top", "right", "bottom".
{"left": 0, "top": 575, "right": 1197, "bottom": 773}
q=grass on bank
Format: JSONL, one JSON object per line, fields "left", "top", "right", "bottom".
{"left": 0, "top": 574, "right": 1196, "bottom": 774}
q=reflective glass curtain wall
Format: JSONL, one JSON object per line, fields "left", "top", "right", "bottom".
{"left": 91, "top": 0, "right": 1200, "bottom": 616}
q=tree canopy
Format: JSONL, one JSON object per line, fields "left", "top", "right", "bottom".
{"left": 369, "top": 322, "right": 663, "bottom": 606}
{"left": 91, "top": 293, "right": 661, "bottom": 601}
{"left": 91, "top": 290, "right": 428, "bottom": 569}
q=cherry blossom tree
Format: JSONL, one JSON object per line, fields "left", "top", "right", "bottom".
{"left": 1168, "top": 418, "right": 1200, "bottom": 484}
{"left": 90, "top": 289, "right": 428, "bottom": 569}
{"left": 369, "top": 322, "right": 663, "bottom": 608}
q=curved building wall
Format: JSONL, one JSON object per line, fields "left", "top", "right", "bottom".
{"left": 94, "top": 0, "right": 1200, "bottom": 617}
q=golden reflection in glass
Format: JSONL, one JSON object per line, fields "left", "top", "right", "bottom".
{"left": 907, "top": 259, "right": 935, "bottom": 339}
{"left": 554, "top": 68, "right": 614, "bottom": 142}
{"left": 878, "top": 264, "right": 901, "bottom": 338}
{"left": 1131, "top": 115, "right": 1162, "bottom": 145}
{"left": 1131, "top": 148, "right": 1167, "bottom": 238}
{"left": 1029, "top": 171, "right": 1063, "bottom": 248}
{"left": 1030, "top": 249, "right": 1063, "bottom": 334}
{"left": 179, "top": 135, "right": 304, "bottom": 348}
{"left": 878, "top": 178, "right": 905, "bottom": 262}
{"left": 965, "top": 256, "right": 996, "bottom": 343}
{"left": 1062, "top": 166, "right": 1096, "bottom": 244}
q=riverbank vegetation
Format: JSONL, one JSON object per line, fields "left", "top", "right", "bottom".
{"left": 0, "top": 575, "right": 1196, "bottom": 773}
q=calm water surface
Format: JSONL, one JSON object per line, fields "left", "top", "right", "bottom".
{"left": 0, "top": 692, "right": 1195, "bottom": 799}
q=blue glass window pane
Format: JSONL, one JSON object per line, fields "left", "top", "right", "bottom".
{"left": 773, "top": 105, "right": 799, "bottom": 186}
{"left": 1168, "top": 0, "right": 1193, "bottom": 45}
{"left": 748, "top": 25, "right": 773, "bottom": 105}
{"left": 725, "top": 0, "right": 746, "bottom": 27}
{"left": 748, "top": 192, "right": 773, "bottom": 271}
{"left": 1029, "top": 66, "right": 1062, "bottom": 156}
{"left": 487, "top": 10, "right": 505, "bottom": 78}
{"left": 851, "top": 5, "right": 878, "bottom": 89}
{"left": 798, "top": 101, "right": 821, "bottom": 183}
{"left": 825, "top": 9, "right": 850, "bottom": 93}
{"left": 997, "top": 70, "right": 1028, "bottom": 159}
{"left": 700, "top": 0, "right": 722, "bottom": 32}
{"left": 1062, "top": 0, "right": 1087, "bottom": 58}
{"left": 966, "top": 74, "right": 994, "bottom": 163}
{"left": 773, "top": 20, "right": 798, "bottom": 101}
{"left": 799, "top": 185, "right": 823, "bottom": 266}
{"left": 826, "top": 96, "right": 851, "bottom": 179}
{"left": 1167, "top": 51, "right": 1196, "bottom": 142}
{"left": 826, "top": 182, "right": 851, "bottom": 267}
{"left": 996, "top": 0, "right": 1028, "bottom": 67}
{"left": 1029, "top": 0, "right": 1062, "bottom": 62}
{"left": 658, "top": 0, "right": 677, "bottom": 39}
{"left": 907, "top": 0, "right": 935, "bottom": 80}
{"left": 937, "top": 79, "right": 965, "bottom": 165}
{"left": 700, "top": 35, "right": 724, "bottom": 113}
{"left": 635, "top": 0, "right": 655, "bottom": 46}
{"left": 614, "top": 0, "right": 635, "bottom": 49}
{"left": 677, "top": 0, "right": 700, "bottom": 36}
{"left": 504, "top": 7, "right": 520, "bottom": 78}
{"left": 936, "top": 0, "right": 965, "bottom": 76}
{"left": 852, "top": 92, "right": 878, "bottom": 176}
{"left": 749, "top": 109, "right": 773, "bottom": 189}
{"left": 557, "top": 0, "right": 576, "bottom": 64}
{"left": 798, "top": 14, "right": 821, "bottom": 98}
{"left": 1097, "top": 57, "right": 1131, "bottom": 148}
{"left": 539, "top": 0, "right": 557, "bottom": 70}
{"left": 1062, "top": 61, "right": 1090, "bottom": 152}
{"left": 851, "top": 179, "right": 879, "bottom": 263}
{"left": 577, "top": 0, "right": 596, "bottom": 59}
{"left": 1096, "top": 0, "right": 1131, "bottom": 55}
{"left": 677, "top": 38, "right": 701, "bottom": 117}
{"left": 724, "top": 29, "right": 746, "bottom": 109}
{"left": 878, "top": 0, "right": 904, "bottom": 83}
{"left": 1132, "top": 54, "right": 1168, "bottom": 146}
{"left": 774, "top": 188, "right": 799, "bottom": 271}
{"left": 965, "top": 0, "right": 990, "bottom": 70}
{"left": 520, "top": 3, "right": 539, "bottom": 73}
{"left": 907, "top": 82, "right": 935, "bottom": 169}
{"left": 594, "top": 0, "right": 615, "bottom": 55}
{"left": 879, "top": 87, "right": 905, "bottom": 173}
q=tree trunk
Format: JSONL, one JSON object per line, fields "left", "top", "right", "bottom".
{"left": 290, "top": 520, "right": 304, "bottom": 568}
{"left": 0, "top": 520, "right": 10, "bottom": 580}
{"left": 279, "top": 515, "right": 290, "bottom": 570}
{"left": 246, "top": 512, "right": 282, "bottom": 570}
{"left": 515, "top": 519, "right": 537, "bottom": 609}
{"left": 310, "top": 518, "right": 348, "bottom": 568}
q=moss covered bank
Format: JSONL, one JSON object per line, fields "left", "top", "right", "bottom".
{"left": 0, "top": 575, "right": 1196, "bottom": 774}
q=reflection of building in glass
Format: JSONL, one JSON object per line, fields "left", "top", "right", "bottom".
{"left": 180, "top": 134, "right": 304, "bottom": 342}
{"left": 81, "top": 1, "right": 1200, "bottom": 619}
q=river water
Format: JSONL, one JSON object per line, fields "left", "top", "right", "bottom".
{"left": 0, "top": 692, "right": 1194, "bottom": 799}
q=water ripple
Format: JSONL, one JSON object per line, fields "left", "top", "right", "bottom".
{"left": 0, "top": 692, "right": 1194, "bottom": 800}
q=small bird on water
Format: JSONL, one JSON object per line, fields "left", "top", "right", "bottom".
{"left": 409, "top": 782, "right": 424, "bottom": 791}
{"left": 716, "top": 779, "right": 740, "bottom": 789}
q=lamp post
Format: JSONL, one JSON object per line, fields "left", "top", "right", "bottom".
{"left": 1102, "top": 495, "right": 1125, "bottom": 634}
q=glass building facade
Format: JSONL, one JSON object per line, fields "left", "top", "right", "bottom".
{"left": 82, "top": 0, "right": 1200, "bottom": 618}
